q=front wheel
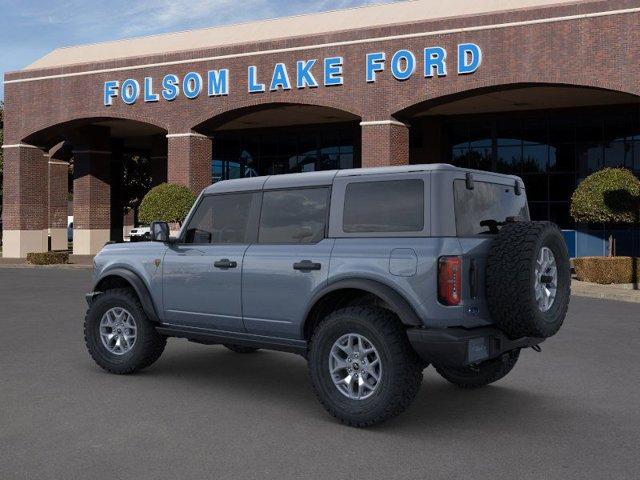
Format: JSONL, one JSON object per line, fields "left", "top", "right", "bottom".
{"left": 84, "top": 288, "right": 166, "bottom": 374}
{"left": 435, "top": 349, "right": 520, "bottom": 389}
{"left": 308, "top": 307, "right": 423, "bottom": 427}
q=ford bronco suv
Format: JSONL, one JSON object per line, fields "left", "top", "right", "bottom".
{"left": 84, "top": 164, "right": 570, "bottom": 427}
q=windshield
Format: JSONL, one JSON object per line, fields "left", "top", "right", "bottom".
{"left": 454, "top": 179, "right": 529, "bottom": 236}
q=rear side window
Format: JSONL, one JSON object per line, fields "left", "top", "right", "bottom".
{"left": 259, "top": 188, "right": 330, "bottom": 244}
{"left": 184, "top": 193, "right": 258, "bottom": 244}
{"left": 343, "top": 179, "right": 424, "bottom": 233}
{"left": 454, "top": 180, "right": 530, "bottom": 236}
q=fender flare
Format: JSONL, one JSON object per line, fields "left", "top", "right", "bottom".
{"left": 304, "top": 278, "right": 422, "bottom": 330}
{"left": 93, "top": 268, "right": 160, "bottom": 323}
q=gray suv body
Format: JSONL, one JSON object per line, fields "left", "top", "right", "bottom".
{"left": 85, "top": 164, "right": 570, "bottom": 426}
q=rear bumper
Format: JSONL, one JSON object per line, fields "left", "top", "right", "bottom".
{"left": 407, "top": 326, "right": 543, "bottom": 367}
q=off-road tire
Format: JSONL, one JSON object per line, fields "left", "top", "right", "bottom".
{"left": 435, "top": 349, "right": 520, "bottom": 389}
{"left": 84, "top": 288, "right": 166, "bottom": 374}
{"left": 223, "top": 344, "right": 260, "bottom": 354}
{"left": 486, "top": 221, "right": 570, "bottom": 339}
{"left": 308, "top": 307, "right": 423, "bottom": 427}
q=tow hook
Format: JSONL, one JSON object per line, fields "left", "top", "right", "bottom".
{"left": 531, "top": 344, "right": 542, "bottom": 353}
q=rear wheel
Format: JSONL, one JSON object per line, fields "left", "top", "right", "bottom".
{"left": 223, "top": 344, "right": 260, "bottom": 354}
{"left": 308, "top": 307, "right": 423, "bottom": 427}
{"left": 435, "top": 349, "right": 520, "bottom": 389}
{"left": 84, "top": 288, "right": 166, "bottom": 374}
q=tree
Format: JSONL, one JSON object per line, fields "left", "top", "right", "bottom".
{"left": 120, "top": 154, "right": 152, "bottom": 224}
{"left": 138, "top": 183, "right": 196, "bottom": 225}
{"left": 570, "top": 168, "right": 640, "bottom": 256}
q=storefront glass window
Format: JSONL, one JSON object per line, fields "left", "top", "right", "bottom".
{"left": 211, "top": 123, "right": 359, "bottom": 183}
{"left": 437, "top": 105, "right": 640, "bottom": 229}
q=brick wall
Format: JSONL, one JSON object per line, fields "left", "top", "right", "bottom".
{"left": 5, "top": 1, "right": 639, "bottom": 146}
{"left": 2, "top": 146, "right": 48, "bottom": 230}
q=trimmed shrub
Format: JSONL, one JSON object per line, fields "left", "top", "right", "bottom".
{"left": 27, "top": 251, "right": 69, "bottom": 265}
{"left": 573, "top": 256, "right": 640, "bottom": 284}
{"left": 138, "top": 183, "right": 196, "bottom": 225}
{"left": 570, "top": 168, "right": 640, "bottom": 224}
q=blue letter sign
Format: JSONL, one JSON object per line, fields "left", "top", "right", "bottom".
{"left": 103, "top": 44, "right": 483, "bottom": 105}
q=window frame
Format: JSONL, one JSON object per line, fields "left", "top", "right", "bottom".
{"left": 178, "top": 191, "right": 262, "bottom": 246}
{"left": 329, "top": 173, "right": 431, "bottom": 238}
{"left": 257, "top": 186, "right": 332, "bottom": 245}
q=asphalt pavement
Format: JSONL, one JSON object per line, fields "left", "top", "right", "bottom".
{"left": 1, "top": 268, "right": 638, "bottom": 480}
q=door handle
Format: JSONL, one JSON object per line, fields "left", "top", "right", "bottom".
{"left": 293, "top": 260, "right": 322, "bottom": 271}
{"left": 214, "top": 259, "right": 237, "bottom": 269}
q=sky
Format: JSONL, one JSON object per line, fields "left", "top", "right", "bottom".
{"left": 0, "top": 0, "right": 400, "bottom": 100}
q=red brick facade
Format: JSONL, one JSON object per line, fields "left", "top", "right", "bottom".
{"left": 2, "top": 146, "right": 48, "bottom": 230}
{"left": 167, "top": 134, "right": 213, "bottom": 194}
{"left": 48, "top": 160, "right": 68, "bottom": 230}
{"left": 361, "top": 122, "right": 410, "bottom": 168}
{"left": 2, "top": 0, "right": 639, "bottom": 256}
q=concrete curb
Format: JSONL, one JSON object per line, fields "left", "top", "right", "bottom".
{"left": 0, "top": 263, "right": 92, "bottom": 270}
{"left": 571, "top": 279, "right": 640, "bottom": 304}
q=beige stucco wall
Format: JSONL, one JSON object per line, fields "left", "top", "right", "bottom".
{"left": 2, "top": 230, "right": 48, "bottom": 258}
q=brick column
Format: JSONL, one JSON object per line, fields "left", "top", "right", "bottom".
{"left": 1, "top": 144, "right": 49, "bottom": 258}
{"left": 360, "top": 120, "right": 410, "bottom": 168}
{"left": 70, "top": 126, "right": 112, "bottom": 255}
{"left": 167, "top": 132, "right": 212, "bottom": 194}
{"left": 73, "top": 149, "right": 111, "bottom": 254}
{"left": 151, "top": 134, "right": 168, "bottom": 186}
{"left": 48, "top": 153, "right": 69, "bottom": 251}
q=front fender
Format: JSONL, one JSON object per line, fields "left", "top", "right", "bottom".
{"left": 93, "top": 267, "right": 160, "bottom": 323}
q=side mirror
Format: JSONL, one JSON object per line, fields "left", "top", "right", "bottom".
{"left": 150, "top": 221, "right": 170, "bottom": 243}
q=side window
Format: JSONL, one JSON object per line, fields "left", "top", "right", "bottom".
{"left": 184, "top": 193, "right": 258, "bottom": 244}
{"left": 259, "top": 188, "right": 330, "bottom": 244}
{"left": 343, "top": 179, "right": 424, "bottom": 233}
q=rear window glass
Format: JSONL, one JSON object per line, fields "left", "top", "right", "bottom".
{"left": 454, "top": 180, "right": 530, "bottom": 236}
{"left": 343, "top": 180, "right": 424, "bottom": 233}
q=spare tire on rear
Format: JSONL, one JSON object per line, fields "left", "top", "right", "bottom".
{"left": 485, "top": 221, "right": 570, "bottom": 339}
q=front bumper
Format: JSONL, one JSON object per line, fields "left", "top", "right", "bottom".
{"left": 407, "top": 326, "right": 543, "bottom": 367}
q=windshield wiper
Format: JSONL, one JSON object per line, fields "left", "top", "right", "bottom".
{"left": 479, "top": 216, "right": 527, "bottom": 234}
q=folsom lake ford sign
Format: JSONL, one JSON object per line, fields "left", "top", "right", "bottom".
{"left": 103, "top": 43, "right": 482, "bottom": 106}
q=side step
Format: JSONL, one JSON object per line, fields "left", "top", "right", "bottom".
{"left": 155, "top": 324, "right": 308, "bottom": 356}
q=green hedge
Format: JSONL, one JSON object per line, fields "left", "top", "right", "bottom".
{"left": 27, "top": 251, "right": 69, "bottom": 265}
{"left": 574, "top": 256, "right": 640, "bottom": 284}
{"left": 570, "top": 168, "right": 640, "bottom": 224}
{"left": 138, "top": 183, "right": 196, "bottom": 225}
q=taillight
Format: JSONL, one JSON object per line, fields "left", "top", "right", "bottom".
{"left": 438, "top": 256, "right": 462, "bottom": 306}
